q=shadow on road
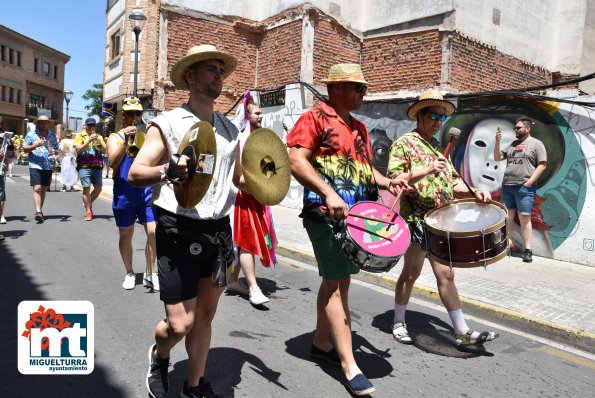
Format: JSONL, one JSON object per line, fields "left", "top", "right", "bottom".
{"left": 0, "top": 238, "right": 126, "bottom": 397}
{"left": 285, "top": 331, "right": 393, "bottom": 396}
{"left": 372, "top": 310, "right": 495, "bottom": 358}
{"left": 169, "top": 347, "right": 287, "bottom": 397}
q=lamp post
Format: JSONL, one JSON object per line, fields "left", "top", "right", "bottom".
{"left": 129, "top": 10, "right": 147, "bottom": 98}
{"left": 64, "top": 89, "right": 73, "bottom": 129}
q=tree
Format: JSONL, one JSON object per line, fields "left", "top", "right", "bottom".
{"left": 81, "top": 83, "right": 103, "bottom": 117}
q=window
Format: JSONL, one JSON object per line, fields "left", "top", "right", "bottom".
{"left": 17, "top": 51, "right": 21, "bottom": 67}
{"left": 54, "top": 65, "right": 58, "bottom": 79}
{"left": 43, "top": 61, "right": 50, "bottom": 76}
{"left": 110, "top": 30, "right": 121, "bottom": 60}
{"left": 34, "top": 58, "right": 39, "bottom": 73}
{"left": 9, "top": 87, "right": 14, "bottom": 103}
{"left": 0, "top": 45, "right": 5, "bottom": 62}
{"left": 16, "top": 89, "right": 21, "bottom": 104}
{"left": 0, "top": 86, "right": 4, "bottom": 101}
{"left": 28, "top": 93, "right": 45, "bottom": 108}
{"left": 9, "top": 48, "right": 14, "bottom": 64}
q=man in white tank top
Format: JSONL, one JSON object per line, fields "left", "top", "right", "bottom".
{"left": 129, "top": 45, "right": 249, "bottom": 398}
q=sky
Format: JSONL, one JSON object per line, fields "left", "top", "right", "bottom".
{"left": 1, "top": 1, "right": 106, "bottom": 120}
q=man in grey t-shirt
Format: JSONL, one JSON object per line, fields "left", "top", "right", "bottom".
{"left": 494, "top": 117, "right": 547, "bottom": 263}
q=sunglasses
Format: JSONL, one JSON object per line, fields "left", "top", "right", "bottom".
{"left": 427, "top": 112, "right": 447, "bottom": 122}
{"left": 125, "top": 111, "right": 143, "bottom": 116}
{"left": 344, "top": 82, "right": 368, "bottom": 94}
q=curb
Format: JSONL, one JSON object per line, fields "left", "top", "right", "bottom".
{"left": 276, "top": 246, "right": 595, "bottom": 354}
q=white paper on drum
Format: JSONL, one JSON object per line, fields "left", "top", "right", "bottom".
{"left": 454, "top": 208, "right": 481, "bottom": 223}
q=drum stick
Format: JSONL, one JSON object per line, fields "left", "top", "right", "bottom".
{"left": 348, "top": 212, "right": 396, "bottom": 225}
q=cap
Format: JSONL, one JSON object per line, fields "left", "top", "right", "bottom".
{"left": 85, "top": 117, "right": 97, "bottom": 125}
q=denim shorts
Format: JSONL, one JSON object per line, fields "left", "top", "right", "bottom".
{"left": 501, "top": 184, "right": 536, "bottom": 215}
{"left": 29, "top": 168, "right": 52, "bottom": 187}
{"left": 79, "top": 167, "right": 103, "bottom": 187}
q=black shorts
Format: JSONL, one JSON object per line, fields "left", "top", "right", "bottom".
{"left": 0, "top": 177, "right": 5, "bottom": 202}
{"left": 155, "top": 208, "right": 234, "bottom": 304}
{"left": 29, "top": 169, "right": 52, "bottom": 187}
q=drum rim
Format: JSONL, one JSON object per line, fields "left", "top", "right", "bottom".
{"left": 428, "top": 247, "right": 508, "bottom": 268}
{"left": 423, "top": 198, "right": 508, "bottom": 237}
{"left": 345, "top": 200, "right": 411, "bottom": 258}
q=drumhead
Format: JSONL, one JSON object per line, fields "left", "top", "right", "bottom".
{"left": 345, "top": 201, "right": 410, "bottom": 258}
{"left": 425, "top": 199, "right": 507, "bottom": 235}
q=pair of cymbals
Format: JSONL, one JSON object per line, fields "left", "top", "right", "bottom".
{"left": 242, "top": 128, "right": 291, "bottom": 206}
{"left": 173, "top": 124, "right": 290, "bottom": 208}
{"left": 173, "top": 121, "right": 217, "bottom": 208}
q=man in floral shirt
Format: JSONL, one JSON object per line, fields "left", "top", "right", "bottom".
{"left": 387, "top": 89, "right": 498, "bottom": 348}
{"left": 22, "top": 115, "right": 60, "bottom": 223}
{"left": 287, "top": 64, "right": 410, "bottom": 396}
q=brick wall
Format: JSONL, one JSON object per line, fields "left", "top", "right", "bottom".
{"left": 362, "top": 30, "right": 443, "bottom": 93}
{"left": 449, "top": 32, "right": 551, "bottom": 92}
{"left": 312, "top": 17, "right": 361, "bottom": 86}
{"left": 164, "top": 13, "right": 258, "bottom": 113}
{"left": 257, "top": 20, "right": 303, "bottom": 89}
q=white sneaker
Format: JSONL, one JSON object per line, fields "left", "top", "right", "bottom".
{"left": 0, "top": 216, "right": 6, "bottom": 224}
{"left": 122, "top": 272, "right": 136, "bottom": 290}
{"left": 249, "top": 288, "right": 269, "bottom": 305}
{"left": 143, "top": 273, "right": 160, "bottom": 291}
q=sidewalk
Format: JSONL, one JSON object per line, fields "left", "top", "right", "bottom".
{"left": 270, "top": 205, "right": 595, "bottom": 354}
{"left": 95, "top": 177, "right": 595, "bottom": 353}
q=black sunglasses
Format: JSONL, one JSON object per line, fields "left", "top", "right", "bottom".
{"left": 125, "top": 111, "right": 143, "bottom": 116}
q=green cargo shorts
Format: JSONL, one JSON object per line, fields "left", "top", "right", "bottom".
{"left": 303, "top": 218, "right": 359, "bottom": 280}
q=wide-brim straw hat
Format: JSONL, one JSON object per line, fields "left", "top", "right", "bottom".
{"left": 63, "top": 129, "right": 73, "bottom": 137}
{"left": 37, "top": 115, "right": 50, "bottom": 122}
{"left": 407, "top": 89, "right": 456, "bottom": 120}
{"left": 170, "top": 45, "right": 238, "bottom": 90}
{"left": 321, "top": 63, "right": 368, "bottom": 85}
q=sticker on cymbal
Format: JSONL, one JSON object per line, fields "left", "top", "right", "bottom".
{"left": 189, "top": 128, "right": 199, "bottom": 142}
{"left": 197, "top": 154, "right": 214, "bottom": 174}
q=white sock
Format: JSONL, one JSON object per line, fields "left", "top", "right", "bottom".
{"left": 448, "top": 308, "right": 470, "bottom": 335}
{"left": 346, "top": 363, "right": 363, "bottom": 380}
{"left": 393, "top": 303, "right": 408, "bottom": 324}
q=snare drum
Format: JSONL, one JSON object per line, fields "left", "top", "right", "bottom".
{"left": 424, "top": 199, "right": 508, "bottom": 268}
{"left": 339, "top": 201, "right": 410, "bottom": 273}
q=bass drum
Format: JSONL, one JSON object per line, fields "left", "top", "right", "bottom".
{"left": 339, "top": 201, "right": 410, "bottom": 273}
{"left": 424, "top": 199, "right": 508, "bottom": 268}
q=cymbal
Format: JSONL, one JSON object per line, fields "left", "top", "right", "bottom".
{"left": 173, "top": 121, "right": 217, "bottom": 208}
{"left": 242, "top": 128, "right": 290, "bottom": 205}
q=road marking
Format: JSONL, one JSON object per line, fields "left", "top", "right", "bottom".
{"left": 277, "top": 254, "right": 595, "bottom": 363}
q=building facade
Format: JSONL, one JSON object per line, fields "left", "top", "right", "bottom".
{"left": 103, "top": 0, "right": 592, "bottom": 116}
{"left": 0, "top": 25, "right": 70, "bottom": 135}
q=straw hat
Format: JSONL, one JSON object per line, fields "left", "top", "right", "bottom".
{"left": 321, "top": 63, "right": 368, "bottom": 85}
{"left": 170, "top": 45, "right": 238, "bottom": 90}
{"left": 63, "top": 129, "right": 73, "bottom": 137}
{"left": 37, "top": 115, "right": 50, "bottom": 122}
{"left": 407, "top": 89, "right": 455, "bottom": 120}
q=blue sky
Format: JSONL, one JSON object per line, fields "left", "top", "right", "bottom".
{"left": 1, "top": 1, "right": 106, "bottom": 120}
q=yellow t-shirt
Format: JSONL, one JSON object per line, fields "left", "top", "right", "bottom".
{"left": 73, "top": 131, "right": 106, "bottom": 168}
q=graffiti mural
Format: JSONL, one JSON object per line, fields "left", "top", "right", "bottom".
{"left": 356, "top": 94, "right": 595, "bottom": 266}
{"left": 255, "top": 85, "right": 594, "bottom": 266}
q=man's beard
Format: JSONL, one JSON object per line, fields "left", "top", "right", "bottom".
{"left": 203, "top": 85, "right": 221, "bottom": 99}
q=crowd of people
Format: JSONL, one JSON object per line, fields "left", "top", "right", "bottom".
{"left": 0, "top": 42, "right": 548, "bottom": 397}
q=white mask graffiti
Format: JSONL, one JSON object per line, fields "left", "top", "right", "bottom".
{"left": 465, "top": 118, "right": 515, "bottom": 192}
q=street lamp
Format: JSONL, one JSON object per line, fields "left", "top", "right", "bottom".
{"left": 64, "top": 89, "right": 73, "bottom": 129}
{"left": 129, "top": 10, "right": 147, "bottom": 98}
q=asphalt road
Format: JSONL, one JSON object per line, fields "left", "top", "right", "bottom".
{"left": 1, "top": 166, "right": 594, "bottom": 397}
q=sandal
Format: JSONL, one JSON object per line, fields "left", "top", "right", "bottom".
{"left": 392, "top": 322, "right": 414, "bottom": 344}
{"left": 34, "top": 212, "right": 44, "bottom": 223}
{"left": 455, "top": 330, "right": 499, "bottom": 346}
